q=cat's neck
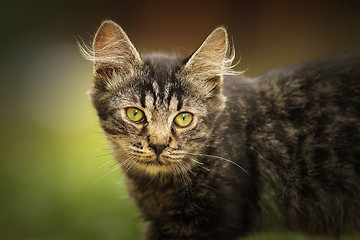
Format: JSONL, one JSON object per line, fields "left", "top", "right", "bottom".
{"left": 123, "top": 165, "right": 201, "bottom": 217}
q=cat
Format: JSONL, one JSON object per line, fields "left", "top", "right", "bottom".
{"left": 80, "top": 20, "right": 360, "bottom": 240}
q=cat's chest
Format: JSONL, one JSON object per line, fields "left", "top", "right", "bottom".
{"left": 125, "top": 177, "right": 190, "bottom": 216}
{"left": 124, "top": 171, "right": 221, "bottom": 218}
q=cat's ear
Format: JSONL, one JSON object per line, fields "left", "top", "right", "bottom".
{"left": 184, "top": 27, "right": 229, "bottom": 96}
{"left": 92, "top": 20, "right": 142, "bottom": 78}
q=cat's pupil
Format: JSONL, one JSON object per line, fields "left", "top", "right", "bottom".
{"left": 133, "top": 110, "right": 138, "bottom": 116}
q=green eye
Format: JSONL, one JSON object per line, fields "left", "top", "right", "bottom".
{"left": 174, "top": 112, "right": 193, "bottom": 127}
{"left": 126, "top": 107, "right": 144, "bottom": 122}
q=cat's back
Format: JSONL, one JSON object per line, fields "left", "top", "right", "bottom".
{"left": 230, "top": 57, "right": 360, "bottom": 235}
{"left": 249, "top": 56, "right": 360, "bottom": 153}
{"left": 256, "top": 56, "right": 360, "bottom": 110}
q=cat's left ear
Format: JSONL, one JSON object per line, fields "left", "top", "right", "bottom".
{"left": 184, "top": 27, "right": 229, "bottom": 96}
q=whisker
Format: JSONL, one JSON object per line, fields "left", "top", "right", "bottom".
{"left": 190, "top": 158, "right": 204, "bottom": 165}
{"left": 96, "top": 153, "right": 114, "bottom": 158}
{"left": 124, "top": 158, "right": 136, "bottom": 174}
{"left": 190, "top": 158, "right": 210, "bottom": 171}
{"left": 96, "top": 148, "right": 110, "bottom": 151}
{"left": 91, "top": 155, "right": 133, "bottom": 185}
{"left": 95, "top": 146, "right": 121, "bottom": 151}
{"left": 91, "top": 166, "right": 121, "bottom": 185}
{"left": 93, "top": 131, "right": 104, "bottom": 135}
{"left": 99, "top": 160, "right": 113, "bottom": 168}
{"left": 175, "top": 163, "right": 189, "bottom": 198}
{"left": 184, "top": 152, "right": 247, "bottom": 174}
{"left": 109, "top": 161, "right": 120, "bottom": 168}
{"left": 112, "top": 150, "right": 131, "bottom": 159}
{"left": 171, "top": 166, "right": 178, "bottom": 183}
{"left": 189, "top": 169, "right": 199, "bottom": 180}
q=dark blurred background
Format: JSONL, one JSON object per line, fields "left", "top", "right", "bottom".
{"left": 1, "top": 0, "right": 360, "bottom": 239}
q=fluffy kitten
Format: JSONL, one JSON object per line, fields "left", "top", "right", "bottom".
{"left": 81, "top": 21, "right": 360, "bottom": 239}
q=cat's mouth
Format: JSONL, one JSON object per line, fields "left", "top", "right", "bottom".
{"left": 133, "top": 158, "right": 173, "bottom": 174}
{"left": 137, "top": 156, "right": 166, "bottom": 166}
{"left": 131, "top": 154, "right": 186, "bottom": 174}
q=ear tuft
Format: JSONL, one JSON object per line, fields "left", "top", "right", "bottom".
{"left": 185, "top": 27, "right": 228, "bottom": 75}
{"left": 80, "top": 20, "right": 143, "bottom": 80}
{"left": 184, "top": 27, "right": 231, "bottom": 97}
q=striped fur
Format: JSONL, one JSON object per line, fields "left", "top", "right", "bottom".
{"left": 82, "top": 21, "right": 360, "bottom": 239}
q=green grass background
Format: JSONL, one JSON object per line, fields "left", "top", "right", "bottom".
{"left": 1, "top": 58, "right": 142, "bottom": 239}
{"left": 1, "top": 0, "right": 360, "bottom": 239}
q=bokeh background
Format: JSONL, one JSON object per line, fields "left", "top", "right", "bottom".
{"left": 1, "top": 0, "right": 360, "bottom": 239}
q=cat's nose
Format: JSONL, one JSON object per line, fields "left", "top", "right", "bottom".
{"left": 149, "top": 143, "right": 167, "bottom": 157}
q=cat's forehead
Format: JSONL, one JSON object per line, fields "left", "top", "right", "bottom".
{"left": 116, "top": 54, "right": 204, "bottom": 114}
{"left": 134, "top": 54, "right": 188, "bottom": 110}
{"left": 141, "top": 53, "right": 184, "bottom": 77}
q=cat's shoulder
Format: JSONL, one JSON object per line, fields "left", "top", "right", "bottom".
{"left": 223, "top": 56, "right": 360, "bottom": 109}
{"left": 257, "top": 55, "right": 360, "bottom": 83}
{"left": 224, "top": 56, "right": 360, "bottom": 92}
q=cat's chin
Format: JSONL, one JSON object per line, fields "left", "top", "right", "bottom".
{"left": 127, "top": 156, "right": 191, "bottom": 176}
{"left": 137, "top": 163, "right": 174, "bottom": 175}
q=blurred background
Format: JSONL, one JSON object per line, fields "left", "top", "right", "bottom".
{"left": 1, "top": 0, "right": 360, "bottom": 239}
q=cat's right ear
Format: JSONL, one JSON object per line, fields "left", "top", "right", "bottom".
{"left": 91, "top": 21, "right": 143, "bottom": 79}
{"left": 183, "top": 27, "right": 231, "bottom": 98}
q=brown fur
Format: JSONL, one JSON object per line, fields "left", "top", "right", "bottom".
{"left": 82, "top": 21, "right": 360, "bottom": 239}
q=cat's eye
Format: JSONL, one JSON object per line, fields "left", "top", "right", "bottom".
{"left": 126, "top": 107, "right": 144, "bottom": 123}
{"left": 174, "top": 112, "right": 193, "bottom": 127}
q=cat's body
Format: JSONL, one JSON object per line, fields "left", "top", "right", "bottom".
{"left": 82, "top": 21, "right": 360, "bottom": 239}
{"left": 237, "top": 57, "right": 360, "bottom": 235}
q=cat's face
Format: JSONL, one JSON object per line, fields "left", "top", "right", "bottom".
{"left": 84, "top": 21, "right": 231, "bottom": 176}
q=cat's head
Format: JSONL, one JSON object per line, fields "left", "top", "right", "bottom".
{"left": 81, "top": 21, "right": 234, "bottom": 177}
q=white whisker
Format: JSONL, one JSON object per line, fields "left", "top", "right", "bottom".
{"left": 191, "top": 158, "right": 204, "bottom": 165}
{"left": 175, "top": 163, "right": 190, "bottom": 198}
{"left": 190, "top": 158, "right": 210, "bottom": 171}
{"left": 91, "top": 156, "right": 133, "bottom": 185}
{"left": 124, "top": 158, "right": 136, "bottom": 174}
{"left": 99, "top": 160, "right": 113, "bottom": 168}
{"left": 91, "top": 166, "right": 120, "bottom": 185}
{"left": 119, "top": 156, "right": 133, "bottom": 168}
{"left": 184, "top": 152, "right": 247, "bottom": 174}
{"left": 189, "top": 169, "right": 199, "bottom": 180}
{"left": 171, "top": 166, "right": 178, "bottom": 183}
